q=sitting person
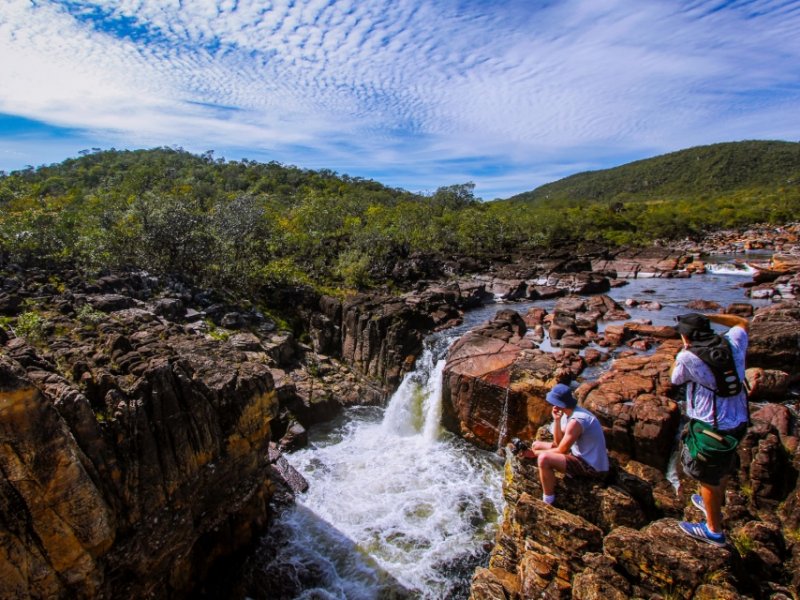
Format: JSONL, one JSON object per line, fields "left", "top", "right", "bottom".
{"left": 516, "top": 383, "right": 609, "bottom": 505}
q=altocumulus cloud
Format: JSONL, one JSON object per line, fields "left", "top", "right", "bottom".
{"left": 1, "top": 0, "right": 799, "bottom": 198}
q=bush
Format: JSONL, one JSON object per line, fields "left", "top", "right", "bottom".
{"left": 15, "top": 311, "right": 48, "bottom": 342}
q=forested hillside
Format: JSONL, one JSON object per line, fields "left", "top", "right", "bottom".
{"left": 1, "top": 144, "right": 798, "bottom": 294}
{"left": 507, "top": 140, "right": 800, "bottom": 206}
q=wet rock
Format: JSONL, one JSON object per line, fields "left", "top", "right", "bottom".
{"left": 278, "top": 422, "right": 308, "bottom": 452}
{"left": 442, "top": 310, "right": 572, "bottom": 448}
{"left": 527, "top": 284, "right": 565, "bottom": 300}
{"left": 340, "top": 295, "right": 433, "bottom": 389}
{"left": 546, "top": 272, "right": 610, "bottom": 295}
{"left": 686, "top": 299, "right": 722, "bottom": 310}
{"left": 726, "top": 302, "right": 754, "bottom": 317}
{"left": 268, "top": 442, "right": 309, "bottom": 499}
{"left": 591, "top": 248, "right": 689, "bottom": 278}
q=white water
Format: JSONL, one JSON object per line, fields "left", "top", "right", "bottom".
{"left": 705, "top": 262, "right": 756, "bottom": 276}
{"left": 262, "top": 336, "right": 504, "bottom": 599}
{"left": 252, "top": 258, "right": 775, "bottom": 598}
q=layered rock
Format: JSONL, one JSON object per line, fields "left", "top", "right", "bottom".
{"left": 747, "top": 300, "right": 800, "bottom": 378}
{"left": 591, "top": 247, "right": 691, "bottom": 278}
{"left": 441, "top": 310, "right": 581, "bottom": 448}
{"left": 469, "top": 297, "right": 800, "bottom": 600}
{"left": 1, "top": 325, "right": 283, "bottom": 598}
{"left": 577, "top": 339, "right": 682, "bottom": 470}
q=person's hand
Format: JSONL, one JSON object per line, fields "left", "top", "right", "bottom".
{"left": 552, "top": 406, "right": 563, "bottom": 421}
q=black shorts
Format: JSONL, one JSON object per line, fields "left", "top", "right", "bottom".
{"left": 680, "top": 423, "right": 745, "bottom": 486}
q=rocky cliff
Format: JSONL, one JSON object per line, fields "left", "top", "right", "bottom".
{"left": 454, "top": 296, "right": 800, "bottom": 599}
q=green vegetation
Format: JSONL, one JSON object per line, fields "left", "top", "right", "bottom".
{"left": 76, "top": 303, "right": 105, "bottom": 325}
{"left": 15, "top": 311, "right": 48, "bottom": 342}
{"left": 1, "top": 142, "right": 798, "bottom": 294}
{"left": 508, "top": 140, "right": 800, "bottom": 205}
{"left": 731, "top": 530, "right": 756, "bottom": 555}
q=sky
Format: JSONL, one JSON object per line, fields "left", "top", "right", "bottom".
{"left": 1, "top": 0, "right": 799, "bottom": 199}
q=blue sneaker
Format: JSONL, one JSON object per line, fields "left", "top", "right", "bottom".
{"left": 679, "top": 521, "right": 727, "bottom": 548}
{"left": 691, "top": 493, "right": 707, "bottom": 519}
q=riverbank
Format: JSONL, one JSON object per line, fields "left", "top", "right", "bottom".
{"left": 1, "top": 224, "right": 799, "bottom": 598}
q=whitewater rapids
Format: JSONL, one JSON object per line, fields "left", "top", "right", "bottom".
{"left": 262, "top": 337, "right": 504, "bottom": 599}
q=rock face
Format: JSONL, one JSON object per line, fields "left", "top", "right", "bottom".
{"left": 0, "top": 309, "right": 287, "bottom": 599}
{"left": 0, "top": 269, "right": 346, "bottom": 599}
{"left": 308, "top": 289, "right": 462, "bottom": 392}
{"left": 747, "top": 300, "right": 800, "bottom": 378}
{"left": 468, "top": 296, "right": 800, "bottom": 600}
{"left": 441, "top": 310, "right": 577, "bottom": 448}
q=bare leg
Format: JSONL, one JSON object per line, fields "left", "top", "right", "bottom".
{"left": 520, "top": 441, "right": 553, "bottom": 460}
{"left": 537, "top": 452, "right": 568, "bottom": 496}
{"left": 701, "top": 482, "right": 724, "bottom": 533}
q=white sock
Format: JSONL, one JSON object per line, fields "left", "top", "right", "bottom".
{"left": 543, "top": 494, "right": 556, "bottom": 505}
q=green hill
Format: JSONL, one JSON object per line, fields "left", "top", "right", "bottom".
{"left": 506, "top": 140, "right": 800, "bottom": 206}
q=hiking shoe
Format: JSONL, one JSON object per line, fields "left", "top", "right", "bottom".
{"left": 691, "top": 493, "right": 707, "bottom": 518}
{"left": 678, "top": 521, "right": 727, "bottom": 548}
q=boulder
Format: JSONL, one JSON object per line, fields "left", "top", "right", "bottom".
{"left": 591, "top": 248, "right": 688, "bottom": 278}
{"left": 578, "top": 340, "right": 681, "bottom": 470}
{"left": 604, "top": 519, "right": 739, "bottom": 598}
{"left": 745, "top": 368, "right": 790, "bottom": 401}
{"left": 442, "top": 311, "right": 575, "bottom": 448}
{"left": 686, "top": 299, "right": 723, "bottom": 311}
{"left": 84, "top": 294, "right": 136, "bottom": 312}
{"left": 747, "top": 302, "right": 800, "bottom": 378}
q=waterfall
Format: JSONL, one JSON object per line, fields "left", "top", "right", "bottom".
{"left": 257, "top": 332, "right": 504, "bottom": 599}
{"left": 496, "top": 386, "right": 511, "bottom": 450}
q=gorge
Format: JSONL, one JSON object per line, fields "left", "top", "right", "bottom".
{"left": 2, "top": 228, "right": 800, "bottom": 599}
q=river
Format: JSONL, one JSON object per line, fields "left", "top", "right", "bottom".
{"left": 246, "top": 257, "right": 770, "bottom": 599}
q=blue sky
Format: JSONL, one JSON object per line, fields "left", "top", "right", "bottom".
{"left": 1, "top": 0, "right": 799, "bottom": 199}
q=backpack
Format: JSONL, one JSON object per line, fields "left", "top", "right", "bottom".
{"left": 687, "top": 334, "right": 745, "bottom": 429}
{"left": 689, "top": 335, "right": 742, "bottom": 398}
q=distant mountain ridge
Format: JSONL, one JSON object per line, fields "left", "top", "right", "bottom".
{"left": 506, "top": 140, "right": 800, "bottom": 205}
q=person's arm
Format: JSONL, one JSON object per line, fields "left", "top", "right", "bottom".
{"left": 707, "top": 313, "right": 749, "bottom": 332}
{"left": 552, "top": 406, "right": 564, "bottom": 445}
{"left": 671, "top": 351, "right": 690, "bottom": 385}
{"left": 552, "top": 419, "right": 582, "bottom": 454}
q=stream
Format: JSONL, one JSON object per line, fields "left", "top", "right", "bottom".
{"left": 247, "top": 256, "right": 771, "bottom": 599}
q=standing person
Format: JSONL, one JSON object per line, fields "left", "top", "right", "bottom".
{"left": 515, "top": 383, "right": 609, "bottom": 505}
{"left": 672, "top": 312, "right": 750, "bottom": 547}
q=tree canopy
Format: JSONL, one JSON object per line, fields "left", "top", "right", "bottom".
{"left": 1, "top": 143, "right": 798, "bottom": 294}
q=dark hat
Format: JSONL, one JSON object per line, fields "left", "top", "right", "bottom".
{"left": 675, "top": 313, "right": 714, "bottom": 341}
{"left": 545, "top": 383, "right": 577, "bottom": 409}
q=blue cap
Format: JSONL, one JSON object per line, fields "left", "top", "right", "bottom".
{"left": 546, "top": 383, "right": 577, "bottom": 409}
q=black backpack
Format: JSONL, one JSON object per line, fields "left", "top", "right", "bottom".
{"left": 687, "top": 335, "right": 744, "bottom": 428}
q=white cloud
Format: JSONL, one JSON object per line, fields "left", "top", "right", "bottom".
{"left": 0, "top": 0, "right": 799, "bottom": 198}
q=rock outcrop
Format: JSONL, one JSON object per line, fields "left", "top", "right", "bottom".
{"left": 468, "top": 297, "right": 800, "bottom": 600}
{"left": 441, "top": 310, "right": 580, "bottom": 448}
{"left": 0, "top": 321, "right": 282, "bottom": 598}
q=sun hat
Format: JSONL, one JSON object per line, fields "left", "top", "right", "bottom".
{"left": 675, "top": 313, "right": 714, "bottom": 341}
{"left": 545, "top": 383, "right": 577, "bottom": 409}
